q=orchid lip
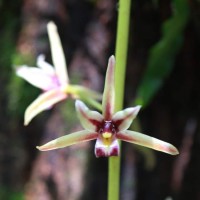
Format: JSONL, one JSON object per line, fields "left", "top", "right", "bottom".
{"left": 95, "top": 137, "right": 120, "bottom": 157}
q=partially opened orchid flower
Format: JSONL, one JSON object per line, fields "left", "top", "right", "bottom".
{"left": 37, "top": 56, "right": 179, "bottom": 157}
{"left": 16, "top": 22, "right": 101, "bottom": 125}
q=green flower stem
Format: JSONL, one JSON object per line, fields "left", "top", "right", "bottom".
{"left": 65, "top": 84, "right": 102, "bottom": 111}
{"left": 82, "top": 97, "right": 102, "bottom": 112}
{"left": 108, "top": 0, "right": 131, "bottom": 200}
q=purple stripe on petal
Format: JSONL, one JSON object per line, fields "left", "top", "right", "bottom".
{"left": 113, "top": 106, "right": 141, "bottom": 131}
{"left": 104, "top": 103, "right": 112, "bottom": 121}
{"left": 117, "top": 130, "right": 179, "bottom": 155}
{"left": 37, "top": 130, "right": 98, "bottom": 151}
{"left": 75, "top": 100, "right": 103, "bottom": 132}
{"left": 102, "top": 56, "right": 115, "bottom": 120}
{"left": 116, "top": 131, "right": 136, "bottom": 142}
{"left": 79, "top": 107, "right": 103, "bottom": 128}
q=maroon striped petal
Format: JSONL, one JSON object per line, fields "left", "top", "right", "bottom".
{"left": 102, "top": 55, "right": 115, "bottom": 120}
{"left": 112, "top": 106, "right": 141, "bottom": 131}
{"left": 75, "top": 100, "right": 103, "bottom": 131}
{"left": 117, "top": 130, "right": 179, "bottom": 155}
{"left": 37, "top": 130, "right": 98, "bottom": 151}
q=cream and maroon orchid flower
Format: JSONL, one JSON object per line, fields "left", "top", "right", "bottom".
{"left": 16, "top": 21, "right": 101, "bottom": 125}
{"left": 37, "top": 56, "right": 179, "bottom": 157}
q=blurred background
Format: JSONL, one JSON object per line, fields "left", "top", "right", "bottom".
{"left": 0, "top": 0, "right": 200, "bottom": 199}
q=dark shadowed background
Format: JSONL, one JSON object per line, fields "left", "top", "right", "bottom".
{"left": 0, "top": 0, "right": 200, "bottom": 200}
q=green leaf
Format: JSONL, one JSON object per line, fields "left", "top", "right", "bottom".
{"left": 134, "top": 0, "right": 189, "bottom": 107}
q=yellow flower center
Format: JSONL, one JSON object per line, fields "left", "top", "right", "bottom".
{"left": 102, "top": 132, "right": 112, "bottom": 146}
{"left": 102, "top": 132, "right": 112, "bottom": 138}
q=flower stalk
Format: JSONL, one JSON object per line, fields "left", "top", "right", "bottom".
{"left": 108, "top": 0, "right": 131, "bottom": 200}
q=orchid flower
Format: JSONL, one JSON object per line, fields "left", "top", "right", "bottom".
{"left": 16, "top": 21, "right": 101, "bottom": 125}
{"left": 37, "top": 55, "right": 179, "bottom": 157}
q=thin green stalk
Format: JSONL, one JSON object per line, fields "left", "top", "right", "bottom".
{"left": 83, "top": 97, "right": 102, "bottom": 112}
{"left": 108, "top": 0, "right": 131, "bottom": 200}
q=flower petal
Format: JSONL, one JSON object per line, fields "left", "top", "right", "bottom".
{"left": 95, "top": 137, "right": 119, "bottom": 157}
{"left": 47, "top": 21, "right": 69, "bottom": 85}
{"left": 102, "top": 55, "right": 115, "bottom": 120}
{"left": 75, "top": 100, "right": 103, "bottom": 131}
{"left": 37, "top": 54, "right": 55, "bottom": 75}
{"left": 24, "top": 89, "right": 67, "bottom": 125}
{"left": 117, "top": 130, "right": 179, "bottom": 155}
{"left": 16, "top": 65, "right": 59, "bottom": 90}
{"left": 112, "top": 106, "right": 141, "bottom": 131}
{"left": 37, "top": 130, "right": 98, "bottom": 151}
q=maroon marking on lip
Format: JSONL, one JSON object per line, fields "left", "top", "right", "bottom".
{"left": 95, "top": 148, "right": 106, "bottom": 157}
{"left": 109, "top": 147, "right": 119, "bottom": 156}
